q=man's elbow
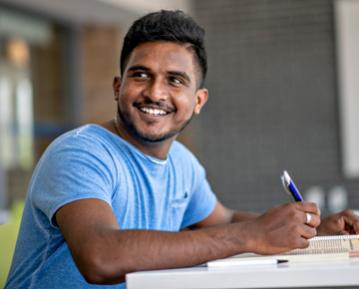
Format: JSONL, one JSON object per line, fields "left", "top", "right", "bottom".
{"left": 75, "top": 250, "right": 126, "bottom": 285}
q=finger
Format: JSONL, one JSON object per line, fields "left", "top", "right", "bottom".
{"left": 343, "top": 214, "right": 359, "bottom": 234}
{"left": 342, "top": 209, "right": 358, "bottom": 218}
{"left": 342, "top": 215, "right": 355, "bottom": 226}
{"left": 296, "top": 202, "right": 320, "bottom": 215}
{"left": 287, "top": 231, "right": 310, "bottom": 249}
{"left": 305, "top": 212, "right": 321, "bottom": 228}
{"left": 296, "top": 237, "right": 310, "bottom": 249}
{"left": 345, "top": 210, "right": 359, "bottom": 223}
{"left": 352, "top": 221, "right": 359, "bottom": 234}
{"left": 300, "top": 224, "right": 317, "bottom": 239}
{"left": 341, "top": 209, "right": 359, "bottom": 221}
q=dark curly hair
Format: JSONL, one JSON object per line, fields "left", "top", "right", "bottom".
{"left": 120, "top": 10, "right": 207, "bottom": 88}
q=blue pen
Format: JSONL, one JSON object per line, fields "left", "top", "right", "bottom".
{"left": 281, "top": 170, "right": 304, "bottom": 202}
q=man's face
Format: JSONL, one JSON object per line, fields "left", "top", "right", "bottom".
{"left": 114, "top": 41, "right": 208, "bottom": 143}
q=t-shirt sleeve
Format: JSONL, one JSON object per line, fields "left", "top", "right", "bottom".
{"left": 31, "top": 134, "right": 116, "bottom": 227}
{"left": 180, "top": 156, "right": 217, "bottom": 229}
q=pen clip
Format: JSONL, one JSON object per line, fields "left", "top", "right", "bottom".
{"left": 281, "top": 173, "right": 292, "bottom": 197}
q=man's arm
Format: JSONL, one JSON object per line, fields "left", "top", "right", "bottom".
{"left": 56, "top": 199, "right": 319, "bottom": 285}
{"left": 190, "top": 201, "right": 259, "bottom": 229}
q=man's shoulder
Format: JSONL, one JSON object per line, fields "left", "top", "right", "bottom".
{"left": 48, "top": 124, "right": 115, "bottom": 151}
{"left": 38, "top": 124, "right": 125, "bottom": 167}
{"left": 56, "top": 123, "right": 111, "bottom": 141}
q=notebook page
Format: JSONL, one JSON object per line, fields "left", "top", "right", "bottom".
{"left": 283, "top": 234, "right": 359, "bottom": 255}
{"left": 208, "top": 235, "right": 359, "bottom": 266}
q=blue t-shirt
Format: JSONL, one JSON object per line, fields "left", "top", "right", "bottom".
{"left": 5, "top": 124, "right": 217, "bottom": 289}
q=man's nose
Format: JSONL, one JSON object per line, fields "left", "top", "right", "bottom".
{"left": 144, "top": 79, "right": 167, "bottom": 102}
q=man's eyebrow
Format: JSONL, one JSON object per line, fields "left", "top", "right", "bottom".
{"left": 168, "top": 71, "right": 191, "bottom": 82}
{"left": 127, "top": 65, "right": 150, "bottom": 72}
{"left": 127, "top": 66, "right": 191, "bottom": 82}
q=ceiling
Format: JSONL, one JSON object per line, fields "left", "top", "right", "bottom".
{"left": 0, "top": 0, "right": 191, "bottom": 26}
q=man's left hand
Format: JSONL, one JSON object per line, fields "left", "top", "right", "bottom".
{"left": 318, "top": 209, "right": 359, "bottom": 235}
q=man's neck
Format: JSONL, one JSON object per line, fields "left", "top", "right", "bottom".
{"left": 101, "top": 119, "right": 174, "bottom": 160}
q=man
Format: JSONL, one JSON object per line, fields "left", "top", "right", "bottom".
{"left": 5, "top": 10, "right": 359, "bottom": 289}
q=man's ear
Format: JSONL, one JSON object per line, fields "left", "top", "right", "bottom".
{"left": 194, "top": 88, "right": 208, "bottom": 115}
{"left": 113, "top": 76, "right": 121, "bottom": 100}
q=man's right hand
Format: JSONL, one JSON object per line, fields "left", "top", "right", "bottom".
{"left": 238, "top": 202, "right": 321, "bottom": 255}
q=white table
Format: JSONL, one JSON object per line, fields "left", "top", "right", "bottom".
{"left": 126, "top": 258, "right": 359, "bottom": 289}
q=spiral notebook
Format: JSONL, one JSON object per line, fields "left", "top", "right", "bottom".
{"left": 207, "top": 235, "right": 359, "bottom": 267}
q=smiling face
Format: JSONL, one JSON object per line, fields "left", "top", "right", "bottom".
{"left": 113, "top": 41, "right": 208, "bottom": 147}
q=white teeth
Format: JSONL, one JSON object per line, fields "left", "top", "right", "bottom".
{"left": 140, "top": 107, "right": 168, "bottom": 116}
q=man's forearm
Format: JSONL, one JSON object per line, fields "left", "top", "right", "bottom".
{"left": 78, "top": 222, "right": 252, "bottom": 284}
{"left": 231, "top": 211, "right": 260, "bottom": 223}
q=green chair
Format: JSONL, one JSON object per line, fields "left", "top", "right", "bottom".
{"left": 0, "top": 201, "right": 24, "bottom": 288}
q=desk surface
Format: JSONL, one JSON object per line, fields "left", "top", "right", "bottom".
{"left": 126, "top": 258, "right": 359, "bottom": 289}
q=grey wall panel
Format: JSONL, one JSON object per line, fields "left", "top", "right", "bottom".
{"left": 192, "top": 0, "right": 359, "bottom": 213}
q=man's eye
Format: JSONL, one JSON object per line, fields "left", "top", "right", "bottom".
{"left": 132, "top": 72, "right": 149, "bottom": 78}
{"left": 169, "top": 77, "right": 183, "bottom": 86}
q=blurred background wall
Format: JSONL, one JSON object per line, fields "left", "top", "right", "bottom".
{"left": 0, "top": 0, "right": 358, "bottom": 220}
{"left": 191, "top": 0, "right": 359, "bottom": 214}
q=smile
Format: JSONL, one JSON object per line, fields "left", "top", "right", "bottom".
{"left": 139, "top": 107, "right": 169, "bottom": 116}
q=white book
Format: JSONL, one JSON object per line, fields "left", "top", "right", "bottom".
{"left": 207, "top": 234, "right": 359, "bottom": 268}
